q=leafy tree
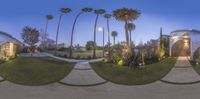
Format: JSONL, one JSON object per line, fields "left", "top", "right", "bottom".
{"left": 86, "top": 41, "right": 96, "bottom": 50}
{"left": 22, "top": 26, "right": 40, "bottom": 53}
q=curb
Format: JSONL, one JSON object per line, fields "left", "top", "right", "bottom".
{"left": 58, "top": 81, "right": 108, "bottom": 87}
{"left": 160, "top": 80, "right": 200, "bottom": 85}
{"left": 74, "top": 68, "right": 92, "bottom": 70}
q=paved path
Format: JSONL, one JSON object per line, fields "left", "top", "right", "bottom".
{"left": 162, "top": 56, "right": 200, "bottom": 84}
{"left": 1, "top": 81, "right": 200, "bottom": 99}
{"left": 59, "top": 62, "right": 107, "bottom": 86}
{"left": 0, "top": 76, "right": 4, "bottom": 81}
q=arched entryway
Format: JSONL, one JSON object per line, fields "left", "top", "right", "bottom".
{"left": 171, "top": 39, "right": 190, "bottom": 57}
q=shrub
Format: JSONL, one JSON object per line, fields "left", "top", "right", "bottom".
{"left": 87, "top": 56, "right": 92, "bottom": 59}
{"left": 156, "top": 48, "right": 165, "bottom": 60}
{"left": 76, "top": 55, "right": 81, "bottom": 59}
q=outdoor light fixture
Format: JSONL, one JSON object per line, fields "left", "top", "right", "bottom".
{"left": 98, "top": 27, "right": 103, "bottom": 32}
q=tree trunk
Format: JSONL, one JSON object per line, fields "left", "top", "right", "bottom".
{"left": 129, "top": 30, "right": 132, "bottom": 48}
{"left": 55, "top": 14, "right": 63, "bottom": 54}
{"left": 69, "top": 12, "right": 83, "bottom": 58}
{"left": 103, "top": 27, "right": 105, "bottom": 57}
{"left": 107, "top": 19, "right": 111, "bottom": 57}
{"left": 113, "top": 37, "right": 116, "bottom": 45}
{"left": 93, "top": 15, "right": 99, "bottom": 59}
{"left": 125, "top": 21, "right": 129, "bottom": 46}
{"left": 44, "top": 19, "right": 49, "bottom": 49}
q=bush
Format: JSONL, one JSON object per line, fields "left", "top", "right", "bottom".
{"left": 87, "top": 56, "right": 92, "bottom": 59}
{"left": 156, "top": 48, "right": 165, "bottom": 60}
{"left": 76, "top": 55, "right": 81, "bottom": 59}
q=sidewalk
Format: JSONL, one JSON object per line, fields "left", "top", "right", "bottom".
{"left": 161, "top": 56, "right": 200, "bottom": 84}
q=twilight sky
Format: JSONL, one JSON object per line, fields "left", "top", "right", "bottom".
{"left": 0, "top": 0, "right": 200, "bottom": 46}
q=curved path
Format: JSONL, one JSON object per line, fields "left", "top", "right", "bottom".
{"left": 161, "top": 56, "right": 200, "bottom": 84}
{"left": 59, "top": 61, "right": 107, "bottom": 86}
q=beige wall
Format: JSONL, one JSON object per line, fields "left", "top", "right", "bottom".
{"left": 0, "top": 42, "right": 17, "bottom": 58}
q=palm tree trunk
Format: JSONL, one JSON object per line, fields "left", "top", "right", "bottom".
{"left": 102, "top": 27, "right": 105, "bottom": 57}
{"left": 44, "top": 19, "right": 49, "bottom": 49}
{"left": 93, "top": 15, "right": 99, "bottom": 59}
{"left": 125, "top": 21, "right": 129, "bottom": 46}
{"left": 55, "top": 14, "right": 63, "bottom": 54}
{"left": 106, "top": 19, "right": 111, "bottom": 56}
{"left": 69, "top": 12, "right": 83, "bottom": 58}
{"left": 113, "top": 37, "right": 115, "bottom": 45}
{"left": 129, "top": 31, "right": 132, "bottom": 48}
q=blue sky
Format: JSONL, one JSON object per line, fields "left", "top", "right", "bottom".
{"left": 0, "top": 0, "right": 200, "bottom": 46}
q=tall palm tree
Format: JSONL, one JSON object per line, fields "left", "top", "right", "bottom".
{"left": 44, "top": 15, "right": 53, "bottom": 49}
{"left": 55, "top": 8, "right": 72, "bottom": 53}
{"left": 111, "top": 31, "right": 118, "bottom": 45}
{"left": 93, "top": 9, "right": 106, "bottom": 58}
{"left": 69, "top": 8, "right": 93, "bottom": 58}
{"left": 104, "top": 13, "right": 112, "bottom": 56}
{"left": 113, "top": 8, "right": 140, "bottom": 46}
{"left": 127, "top": 23, "right": 135, "bottom": 47}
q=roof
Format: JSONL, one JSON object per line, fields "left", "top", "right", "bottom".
{"left": 171, "top": 29, "right": 200, "bottom": 34}
{"left": 0, "top": 31, "right": 23, "bottom": 45}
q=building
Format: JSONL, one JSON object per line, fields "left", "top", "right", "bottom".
{"left": 0, "top": 31, "right": 23, "bottom": 59}
{"left": 169, "top": 29, "right": 200, "bottom": 59}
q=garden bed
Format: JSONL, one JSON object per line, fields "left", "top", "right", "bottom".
{"left": 90, "top": 57, "right": 176, "bottom": 85}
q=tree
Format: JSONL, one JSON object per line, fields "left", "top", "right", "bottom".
{"left": 104, "top": 13, "right": 112, "bottom": 56}
{"left": 69, "top": 8, "right": 93, "bottom": 58}
{"left": 43, "top": 15, "right": 53, "bottom": 49}
{"left": 55, "top": 8, "right": 71, "bottom": 52}
{"left": 113, "top": 8, "right": 140, "bottom": 46}
{"left": 160, "top": 27, "right": 164, "bottom": 50}
{"left": 126, "top": 23, "right": 135, "bottom": 47}
{"left": 93, "top": 9, "right": 106, "bottom": 58}
{"left": 111, "top": 31, "right": 118, "bottom": 45}
{"left": 21, "top": 26, "right": 39, "bottom": 53}
{"left": 86, "top": 41, "right": 96, "bottom": 50}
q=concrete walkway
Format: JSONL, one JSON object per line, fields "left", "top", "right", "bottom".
{"left": 0, "top": 76, "right": 4, "bottom": 81}
{"left": 59, "top": 61, "right": 107, "bottom": 86}
{"left": 162, "top": 56, "right": 200, "bottom": 84}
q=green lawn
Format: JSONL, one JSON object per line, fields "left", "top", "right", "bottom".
{"left": 90, "top": 58, "right": 176, "bottom": 85}
{"left": 46, "top": 50, "right": 103, "bottom": 58}
{"left": 0, "top": 57, "right": 74, "bottom": 86}
{"left": 192, "top": 63, "right": 200, "bottom": 75}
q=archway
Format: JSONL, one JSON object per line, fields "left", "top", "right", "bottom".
{"left": 171, "top": 39, "right": 190, "bottom": 57}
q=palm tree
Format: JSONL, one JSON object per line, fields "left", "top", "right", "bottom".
{"left": 104, "top": 13, "right": 112, "bottom": 56}
{"left": 93, "top": 9, "right": 106, "bottom": 58}
{"left": 69, "top": 8, "right": 93, "bottom": 58}
{"left": 43, "top": 15, "right": 53, "bottom": 49}
{"left": 55, "top": 8, "right": 72, "bottom": 53}
{"left": 127, "top": 23, "right": 135, "bottom": 47}
{"left": 113, "top": 8, "right": 140, "bottom": 46}
{"left": 111, "top": 31, "right": 118, "bottom": 45}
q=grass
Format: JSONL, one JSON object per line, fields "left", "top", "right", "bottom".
{"left": 47, "top": 50, "right": 103, "bottom": 58}
{"left": 0, "top": 57, "right": 74, "bottom": 86}
{"left": 90, "top": 57, "right": 176, "bottom": 85}
{"left": 192, "top": 63, "right": 200, "bottom": 75}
